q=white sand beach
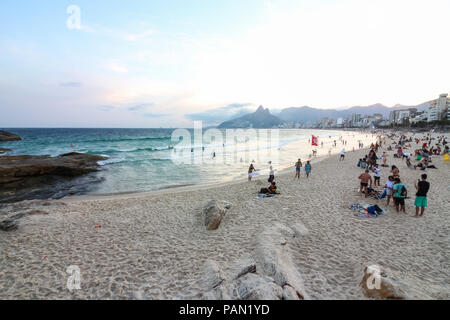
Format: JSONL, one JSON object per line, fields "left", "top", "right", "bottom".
{"left": 0, "top": 133, "right": 449, "bottom": 300}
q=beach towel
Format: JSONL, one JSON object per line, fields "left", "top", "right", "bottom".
{"left": 349, "top": 203, "right": 385, "bottom": 218}
{"left": 257, "top": 194, "right": 275, "bottom": 199}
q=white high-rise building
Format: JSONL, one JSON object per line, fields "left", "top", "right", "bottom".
{"left": 428, "top": 93, "right": 449, "bottom": 122}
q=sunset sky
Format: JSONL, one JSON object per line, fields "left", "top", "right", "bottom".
{"left": 1, "top": 0, "right": 449, "bottom": 127}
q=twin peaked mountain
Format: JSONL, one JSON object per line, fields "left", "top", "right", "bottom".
{"left": 218, "top": 106, "right": 282, "bottom": 129}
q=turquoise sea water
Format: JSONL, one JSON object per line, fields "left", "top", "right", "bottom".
{"left": 0, "top": 128, "right": 374, "bottom": 196}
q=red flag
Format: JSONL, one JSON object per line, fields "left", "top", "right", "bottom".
{"left": 312, "top": 135, "right": 319, "bottom": 146}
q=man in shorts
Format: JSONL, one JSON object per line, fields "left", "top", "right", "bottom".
{"left": 414, "top": 174, "right": 430, "bottom": 217}
{"left": 295, "top": 159, "right": 302, "bottom": 180}
{"left": 340, "top": 149, "right": 345, "bottom": 161}
{"left": 358, "top": 169, "right": 372, "bottom": 198}
{"left": 393, "top": 178, "right": 407, "bottom": 213}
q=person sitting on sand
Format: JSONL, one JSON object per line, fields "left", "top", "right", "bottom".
{"left": 305, "top": 161, "right": 312, "bottom": 179}
{"left": 295, "top": 159, "right": 302, "bottom": 179}
{"left": 267, "top": 182, "right": 280, "bottom": 195}
{"left": 358, "top": 169, "right": 373, "bottom": 198}
{"left": 393, "top": 177, "right": 407, "bottom": 213}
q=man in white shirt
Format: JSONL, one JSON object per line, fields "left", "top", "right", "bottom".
{"left": 340, "top": 149, "right": 345, "bottom": 161}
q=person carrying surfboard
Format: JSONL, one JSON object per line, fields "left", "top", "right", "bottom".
{"left": 248, "top": 164, "right": 256, "bottom": 181}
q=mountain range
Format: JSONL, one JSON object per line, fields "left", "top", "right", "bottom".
{"left": 217, "top": 102, "right": 430, "bottom": 128}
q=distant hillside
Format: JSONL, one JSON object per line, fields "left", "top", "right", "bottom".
{"left": 218, "top": 106, "right": 283, "bottom": 128}
{"left": 277, "top": 103, "right": 429, "bottom": 122}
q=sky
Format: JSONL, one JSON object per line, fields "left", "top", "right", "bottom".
{"left": 0, "top": 0, "right": 449, "bottom": 127}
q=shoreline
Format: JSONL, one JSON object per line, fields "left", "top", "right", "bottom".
{"left": 63, "top": 146, "right": 355, "bottom": 203}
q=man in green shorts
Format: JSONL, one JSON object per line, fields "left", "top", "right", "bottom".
{"left": 414, "top": 174, "right": 430, "bottom": 217}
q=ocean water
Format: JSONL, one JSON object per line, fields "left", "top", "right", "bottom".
{"left": 0, "top": 128, "right": 376, "bottom": 196}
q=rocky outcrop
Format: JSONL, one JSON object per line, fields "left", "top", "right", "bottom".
{"left": 360, "top": 265, "right": 407, "bottom": 300}
{"left": 198, "top": 222, "right": 309, "bottom": 300}
{"left": 0, "top": 213, "right": 25, "bottom": 231}
{"left": 0, "top": 209, "right": 49, "bottom": 231}
{"left": 0, "top": 130, "right": 21, "bottom": 142}
{"left": 253, "top": 222, "right": 309, "bottom": 300}
{"left": 0, "top": 152, "right": 107, "bottom": 203}
{"left": 202, "top": 200, "right": 231, "bottom": 230}
{"left": 0, "top": 152, "right": 107, "bottom": 185}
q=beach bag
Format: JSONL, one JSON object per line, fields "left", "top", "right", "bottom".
{"left": 400, "top": 185, "right": 407, "bottom": 197}
{"left": 374, "top": 205, "right": 383, "bottom": 213}
{"left": 367, "top": 206, "right": 376, "bottom": 214}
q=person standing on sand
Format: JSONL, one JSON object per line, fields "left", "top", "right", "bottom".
{"left": 384, "top": 176, "right": 395, "bottom": 206}
{"left": 248, "top": 164, "right": 255, "bottom": 181}
{"left": 305, "top": 161, "right": 312, "bottom": 178}
{"left": 372, "top": 164, "right": 381, "bottom": 186}
{"left": 393, "top": 178, "right": 407, "bottom": 213}
{"left": 358, "top": 169, "right": 372, "bottom": 198}
{"left": 414, "top": 174, "right": 430, "bottom": 217}
{"left": 295, "top": 159, "right": 302, "bottom": 179}
{"left": 340, "top": 149, "right": 345, "bottom": 161}
{"left": 268, "top": 166, "right": 275, "bottom": 183}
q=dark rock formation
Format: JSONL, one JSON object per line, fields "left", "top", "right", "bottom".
{"left": 0, "top": 152, "right": 107, "bottom": 203}
{"left": 0, "top": 130, "right": 22, "bottom": 142}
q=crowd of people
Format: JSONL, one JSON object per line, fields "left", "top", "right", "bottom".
{"left": 246, "top": 131, "right": 447, "bottom": 216}
{"left": 356, "top": 131, "right": 448, "bottom": 217}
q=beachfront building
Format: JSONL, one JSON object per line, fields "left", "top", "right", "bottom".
{"left": 411, "top": 111, "right": 427, "bottom": 124}
{"left": 427, "top": 93, "right": 449, "bottom": 122}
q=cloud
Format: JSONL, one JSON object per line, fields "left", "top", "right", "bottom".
{"left": 143, "top": 113, "right": 171, "bottom": 118}
{"left": 185, "top": 103, "right": 255, "bottom": 123}
{"left": 98, "top": 105, "right": 115, "bottom": 111}
{"left": 128, "top": 103, "right": 155, "bottom": 111}
{"left": 60, "top": 82, "right": 82, "bottom": 87}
